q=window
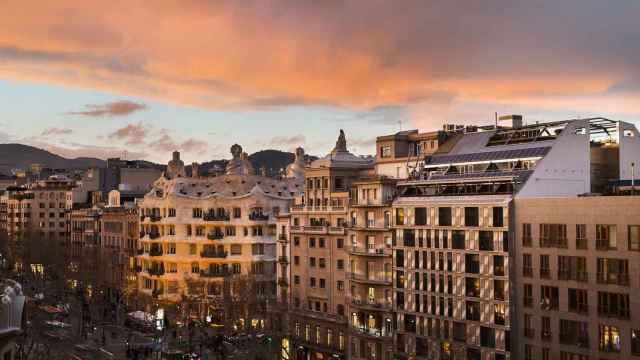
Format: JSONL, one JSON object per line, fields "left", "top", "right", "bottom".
{"left": 576, "top": 224, "right": 587, "bottom": 249}
{"left": 493, "top": 256, "right": 504, "bottom": 276}
{"left": 632, "top": 329, "right": 640, "bottom": 355}
{"left": 522, "top": 254, "right": 532, "bottom": 277}
{"left": 598, "top": 292, "right": 630, "bottom": 319}
{"left": 337, "top": 281, "right": 344, "bottom": 290}
{"left": 337, "top": 238, "right": 344, "bottom": 248}
{"left": 492, "top": 207, "right": 503, "bottom": 227}
{"left": 596, "top": 224, "right": 617, "bottom": 250}
{"left": 522, "top": 223, "right": 532, "bottom": 247}
{"left": 540, "top": 254, "right": 550, "bottom": 279}
{"left": 559, "top": 319, "right": 589, "bottom": 348}
{"left": 380, "top": 145, "right": 391, "bottom": 158}
{"left": 309, "top": 238, "right": 316, "bottom": 248}
{"left": 319, "top": 258, "right": 326, "bottom": 268}
{"left": 403, "top": 229, "right": 415, "bottom": 247}
{"left": 466, "top": 301, "right": 480, "bottom": 321}
{"left": 438, "top": 207, "right": 452, "bottom": 226}
{"left": 319, "top": 279, "right": 325, "bottom": 288}
{"left": 310, "top": 257, "right": 316, "bottom": 267}
{"left": 479, "top": 231, "right": 493, "bottom": 251}
{"left": 494, "top": 303, "right": 506, "bottom": 325}
{"left": 465, "top": 254, "right": 479, "bottom": 274}
{"left": 568, "top": 288, "right": 588, "bottom": 314}
{"left": 452, "top": 230, "right": 465, "bottom": 249}
{"left": 494, "top": 280, "right": 505, "bottom": 301}
{"left": 294, "top": 256, "right": 300, "bottom": 265}
{"left": 480, "top": 327, "right": 495, "bottom": 348}
{"left": 465, "top": 277, "right": 480, "bottom": 298}
{"left": 558, "top": 256, "right": 587, "bottom": 282}
{"left": 464, "top": 207, "right": 479, "bottom": 227}
{"left": 294, "top": 236, "right": 300, "bottom": 246}
{"left": 599, "top": 325, "right": 621, "bottom": 352}
{"left": 191, "top": 262, "right": 199, "bottom": 273}
{"left": 597, "top": 258, "right": 629, "bottom": 285}
{"left": 523, "top": 284, "right": 533, "bottom": 307}
{"left": 336, "top": 259, "right": 344, "bottom": 270}
{"left": 310, "top": 277, "right": 316, "bottom": 288}
{"left": 230, "top": 244, "right": 242, "bottom": 255}
{"left": 189, "top": 244, "right": 197, "bottom": 255}
{"left": 540, "top": 286, "right": 559, "bottom": 310}
{"left": 396, "top": 208, "right": 405, "bottom": 226}
{"left": 540, "top": 224, "right": 567, "bottom": 248}
{"left": 294, "top": 275, "right": 300, "bottom": 284}
{"left": 629, "top": 225, "right": 640, "bottom": 251}
{"left": 168, "top": 243, "right": 176, "bottom": 254}
{"left": 414, "top": 207, "right": 427, "bottom": 226}
{"left": 541, "top": 316, "right": 551, "bottom": 341}
{"left": 453, "top": 322, "right": 466, "bottom": 342}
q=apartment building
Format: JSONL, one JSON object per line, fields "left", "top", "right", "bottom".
{"left": 0, "top": 177, "right": 74, "bottom": 240}
{"left": 136, "top": 148, "right": 302, "bottom": 329}
{"left": 390, "top": 117, "right": 640, "bottom": 360}
{"left": 347, "top": 177, "right": 396, "bottom": 360}
{"left": 283, "top": 130, "right": 374, "bottom": 359}
{"left": 514, "top": 196, "right": 640, "bottom": 360}
{"left": 375, "top": 128, "right": 451, "bottom": 179}
{"left": 70, "top": 207, "right": 102, "bottom": 246}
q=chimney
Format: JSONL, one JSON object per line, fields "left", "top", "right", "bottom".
{"left": 191, "top": 162, "right": 199, "bottom": 178}
{"left": 498, "top": 115, "right": 523, "bottom": 129}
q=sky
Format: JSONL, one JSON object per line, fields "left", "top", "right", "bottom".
{"left": 0, "top": 0, "right": 639, "bottom": 163}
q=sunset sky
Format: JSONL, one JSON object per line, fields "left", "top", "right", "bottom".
{"left": 0, "top": 1, "right": 638, "bottom": 162}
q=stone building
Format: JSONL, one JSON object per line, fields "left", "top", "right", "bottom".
{"left": 514, "top": 196, "right": 640, "bottom": 360}
{"left": 279, "top": 130, "right": 375, "bottom": 359}
{"left": 136, "top": 146, "right": 303, "bottom": 329}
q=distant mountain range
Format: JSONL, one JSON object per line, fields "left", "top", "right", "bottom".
{"left": 0, "top": 143, "right": 316, "bottom": 176}
{"left": 0, "top": 144, "right": 105, "bottom": 174}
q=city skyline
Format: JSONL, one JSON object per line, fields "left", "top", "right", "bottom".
{"left": 1, "top": 1, "right": 639, "bottom": 162}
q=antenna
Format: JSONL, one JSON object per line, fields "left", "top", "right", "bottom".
{"left": 397, "top": 119, "right": 403, "bottom": 132}
{"left": 494, "top": 112, "right": 498, "bottom": 127}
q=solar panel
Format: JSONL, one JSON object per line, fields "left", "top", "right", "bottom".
{"left": 425, "top": 147, "right": 550, "bottom": 166}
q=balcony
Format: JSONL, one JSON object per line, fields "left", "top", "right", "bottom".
{"left": 349, "top": 272, "right": 392, "bottom": 286}
{"left": 278, "top": 256, "right": 289, "bottom": 264}
{"left": 149, "top": 247, "right": 163, "bottom": 257}
{"left": 149, "top": 215, "right": 162, "bottom": 222}
{"left": 148, "top": 267, "right": 165, "bottom": 276}
{"left": 597, "top": 272, "right": 630, "bottom": 286}
{"left": 203, "top": 213, "right": 230, "bottom": 221}
{"left": 328, "top": 226, "right": 345, "bottom": 235}
{"left": 596, "top": 239, "right": 616, "bottom": 251}
{"left": 350, "top": 298, "right": 392, "bottom": 312}
{"left": 200, "top": 269, "right": 231, "bottom": 278}
{"left": 351, "top": 326, "right": 391, "bottom": 339}
{"left": 200, "top": 251, "right": 228, "bottom": 258}
{"left": 348, "top": 247, "right": 391, "bottom": 257}
{"left": 249, "top": 213, "right": 269, "bottom": 221}
{"left": 558, "top": 270, "right": 588, "bottom": 282}
{"left": 207, "top": 233, "right": 224, "bottom": 241}
{"left": 303, "top": 225, "right": 327, "bottom": 234}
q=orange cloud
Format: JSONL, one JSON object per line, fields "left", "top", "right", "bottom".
{"left": 0, "top": 0, "right": 638, "bottom": 119}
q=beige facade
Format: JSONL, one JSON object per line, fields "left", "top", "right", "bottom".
{"left": 280, "top": 130, "right": 375, "bottom": 359}
{"left": 346, "top": 177, "right": 396, "bottom": 360}
{"left": 136, "top": 149, "right": 302, "bottom": 329}
{"left": 1, "top": 178, "right": 73, "bottom": 240}
{"left": 375, "top": 129, "right": 447, "bottom": 179}
{"left": 514, "top": 196, "right": 640, "bottom": 360}
{"left": 393, "top": 195, "right": 511, "bottom": 360}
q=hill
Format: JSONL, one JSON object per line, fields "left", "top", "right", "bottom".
{"left": 0, "top": 143, "right": 105, "bottom": 174}
{"left": 0, "top": 143, "right": 317, "bottom": 177}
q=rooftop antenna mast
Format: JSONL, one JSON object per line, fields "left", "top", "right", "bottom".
{"left": 398, "top": 119, "right": 403, "bottom": 132}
